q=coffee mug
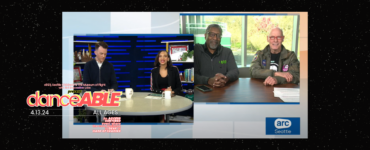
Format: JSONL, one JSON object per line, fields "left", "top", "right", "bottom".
{"left": 162, "top": 91, "right": 171, "bottom": 99}
{"left": 125, "top": 88, "right": 134, "bottom": 99}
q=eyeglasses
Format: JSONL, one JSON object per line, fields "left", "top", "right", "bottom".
{"left": 207, "top": 32, "right": 221, "bottom": 39}
{"left": 269, "top": 36, "right": 284, "bottom": 41}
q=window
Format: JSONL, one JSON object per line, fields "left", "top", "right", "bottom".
{"left": 246, "top": 15, "right": 298, "bottom": 67}
{"left": 180, "top": 14, "right": 300, "bottom": 68}
{"left": 180, "top": 15, "right": 243, "bottom": 66}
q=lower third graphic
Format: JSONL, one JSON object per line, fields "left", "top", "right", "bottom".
{"left": 266, "top": 117, "right": 300, "bottom": 135}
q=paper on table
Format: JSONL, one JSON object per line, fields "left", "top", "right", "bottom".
{"left": 145, "top": 96, "right": 162, "bottom": 99}
{"left": 274, "top": 88, "right": 300, "bottom": 91}
{"left": 273, "top": 87, "right": 300, "bottom": 102}
{"left": 279, "top": 96, "right": 299, "bottom": 102}
{"left": 274, "top": 91, "right": 300, "bottom": 97}
{"left": 119, "top": 98, "right": 128, "bottom": 101}
{"left": 274, "top": 88, "right": 300, "bottom": 97}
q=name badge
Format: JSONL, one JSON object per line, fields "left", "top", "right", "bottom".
{"left": 262, "top": 60, "right": 266, "bottom": 66}
{"left": 283, "top": 65, "right": 289, "bottom": 72}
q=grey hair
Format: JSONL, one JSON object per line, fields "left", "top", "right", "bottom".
{"left": 269, "top": 27, "right": 284, "bottom": 36}
{"left": 205, "top": 24, "right": 223, "bottom": 36}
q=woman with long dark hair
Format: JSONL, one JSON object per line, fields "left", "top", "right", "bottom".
{"left": 138, "top": 51, "right": 182, "bottom": 123}
{"left": 150, "top": 51, "right": 182, "bottom": 95}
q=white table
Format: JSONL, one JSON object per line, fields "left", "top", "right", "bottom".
{"left": 86, "top": 92, "right": 193, "bottom": 122}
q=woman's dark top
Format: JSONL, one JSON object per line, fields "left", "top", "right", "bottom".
{"left": 150, "top": 66, "right": 182, "bottom": 95}
{"left": 158, "top": 75, "right": 169, "bottom": 90}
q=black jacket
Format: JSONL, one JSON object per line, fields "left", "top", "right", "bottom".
{"left": 83, "top": 59, "right": 118, "bottom": 92}
{"left": 194, "top": 43, "right": 239, "bottom": 85}
{"left": 150, "top": 66, "right": 182, "bottom": 95}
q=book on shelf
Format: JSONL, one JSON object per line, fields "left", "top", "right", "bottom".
{"left": 184, "top": 69, "right": 188, "bottom": 82}
{"left": 182, "top": 68, "right": 194, "bottom": 83}
{"left": 186, "top": 69, "right": 191, "bottom": 82}
{"left": 188, "top": 69, "right": 191, "bottom": 82}
{"left": 191, "top": 67, "right": 194, "bottom": 82}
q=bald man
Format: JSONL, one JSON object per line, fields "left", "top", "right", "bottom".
{"left": 250, "top": 27, "right": 300, "bottom": 85}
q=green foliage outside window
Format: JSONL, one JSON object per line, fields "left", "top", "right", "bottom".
{"left": 247, "top": 16, "right": 294, "bottom": 55}
{"left": 180, "top": 15, "right": 298, "bottom": 66}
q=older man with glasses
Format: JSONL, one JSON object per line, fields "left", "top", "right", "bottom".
{"left": 250, "top": 27, "right": 300, "bottom": 86}
{"left": 194, "top": 24, "right": 239, "bottom": 88}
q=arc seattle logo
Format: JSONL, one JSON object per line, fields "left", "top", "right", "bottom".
{"left": 266, "top": 117, "right": 300, "bottom": 135}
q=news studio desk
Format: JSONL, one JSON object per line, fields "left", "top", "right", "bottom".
{"left": 194, "top": 78, "right": 299, "bottom": 102}
{"left": 86, "top": 92, "right": 193, "bottom": 122}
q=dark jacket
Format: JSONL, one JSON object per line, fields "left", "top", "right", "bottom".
{"left": 250, "top": 45, "right": 300, "bottom": 84}
{"left": 194, "top": 43, "right": 239, "bottom": 85}
{"left": 150, "top": 66, "right": 182, "bottom": 95}
{"left": 83, "top": 59, "right": 118, "bottom": 92}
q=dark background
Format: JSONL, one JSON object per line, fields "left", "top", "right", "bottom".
{"left": 2, "top": 1, "right": 370, "bottom": 149}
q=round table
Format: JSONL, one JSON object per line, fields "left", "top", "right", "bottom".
{"left": 86, "top": 92, "right": 193, "bottom": 122}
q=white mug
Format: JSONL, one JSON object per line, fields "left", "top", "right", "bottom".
{"left": 162, "top": 91, "right": 171, "bottom": 99}
{"left": 125, "top": 88, "right": 134, "bottom": 99}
